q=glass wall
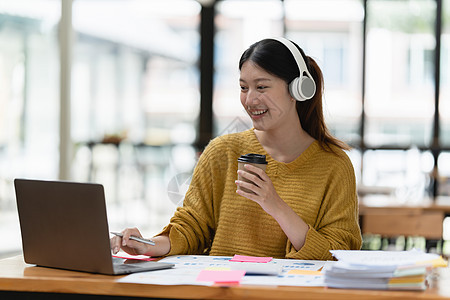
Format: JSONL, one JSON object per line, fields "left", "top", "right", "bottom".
{"left": 0, "top": 0, "right": 61, "bottom": 254}
{"left": 438, "top": 152, "right": 450, "bottom": 195}
{"left": 0, "top": 0, "right": 201, "bottom": 257}
{"left": 362, "top": 148, "right": 435, "bottom": 202}
{"left": 213, "top": 0, "right": 284, "bottom": 136}
{"left": 365, "top": 0, "right": 436, "bottom": 148}
{"left": 285, "top": 0, "right": 364, "bottom": 147}
{"left": 441, "top": 0, "right": 450, "bottom": 146}
{"left": 439, "top": 1, "right": 450, "bottom": 201}
{"left": 360, "top": 0, "right": 438, "bottom": 202}
{"left": 284, "top": 0, "right": 364, "bottom": 184}
{"left": 71, "top": 0, "right": 201, "bottom": 233}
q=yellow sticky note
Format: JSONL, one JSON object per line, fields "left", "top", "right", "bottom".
{"left": 287, "top": 270, "right": 322, "bottom": 276}
{"left": 205, "top": 267, "right": 231, "bottom": 271}
{"left": 417, "top": 257, "right": 448, "bottom": 268}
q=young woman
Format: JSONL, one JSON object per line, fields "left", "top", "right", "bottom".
{"left": 111, "top": 38, "right": 362, "bottom": 260}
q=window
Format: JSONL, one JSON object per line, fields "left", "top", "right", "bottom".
{"left": 0, "top": 0, "right": 61, "bottom": 253}
{"left": 362, "top": 149, "right": 434, "bottom": 202}
{"left": 213, "top": 0, "right": 284, "bottom": 136}
{"left": 365, "top": 0, "right": 436, "bottom": 148}
{"left": 285, "top": 0, "right": 364, "bottom": 147}
{"left": 71, "top": 0, "right": 201, "bottom": 232}
{"left": 440, "top": 0, "right": 450, "bottom": 146}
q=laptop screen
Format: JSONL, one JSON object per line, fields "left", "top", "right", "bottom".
{"left": 15, "top": 179, "right": 115, "bottom": 274}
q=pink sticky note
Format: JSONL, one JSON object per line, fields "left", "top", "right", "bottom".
{"left": 196, "top": 270, "right": 246, "bottom": 283}
{"left": 112, "top": 254, "right": 157, "bottom": 261}
{"left": 229, "top": 255, "right": 272, "bottom": 263}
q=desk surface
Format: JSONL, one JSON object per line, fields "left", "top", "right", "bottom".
{"left": 1, "top": 256, "right": 450, "bottom": 300}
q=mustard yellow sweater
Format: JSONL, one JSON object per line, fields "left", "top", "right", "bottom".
{"left": 159, "top": 129, "right": 362, "bottom": 260}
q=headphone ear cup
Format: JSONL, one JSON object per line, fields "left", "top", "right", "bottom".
{"left": 300, "top": 76, "right": 316, "bottom": 100}
{"left": 289, "top": 75, "right": 317, "bottom": 101}
{"left": 288, "top": 77, "right": 304, "bottom": 101}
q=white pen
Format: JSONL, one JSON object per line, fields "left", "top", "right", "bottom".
{"left": 110, "top": 231, "right": 156, "bottom": 246}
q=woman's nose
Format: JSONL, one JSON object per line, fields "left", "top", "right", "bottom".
{"left": 245, "top": 89, "right": 260, "bottom": 105}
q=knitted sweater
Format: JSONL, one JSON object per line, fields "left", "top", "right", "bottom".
{"left": 158, "top": 129, "right": 362, "bottom": 260}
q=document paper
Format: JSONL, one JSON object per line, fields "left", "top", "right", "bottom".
{"left": 118, "top": 255, "right": 331, "bottom": 286}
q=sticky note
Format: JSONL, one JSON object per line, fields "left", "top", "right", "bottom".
{"left": 205, "top": 267, "right": 231, "bottom": 271}
{"left": 229, "top": 255, "right": 272, "bottom": 263}
{"left": 287, "top": 270, "right": 323, "bottom": 275}
{"left": 112, "top": 254, "right": 157, "bottom": 261}
{"left": 196, "top": 270, "right": 246, "bottom": 283}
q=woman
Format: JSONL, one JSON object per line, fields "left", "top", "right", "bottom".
{"left": 111, "top": 38, "right": 362, "bottom": 260}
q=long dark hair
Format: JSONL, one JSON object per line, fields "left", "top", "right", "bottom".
{"left": 239, "top": 38, "right": 350, "bottom": 152}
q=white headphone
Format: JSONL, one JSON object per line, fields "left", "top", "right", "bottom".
{"left": 271, "top": 37, "right": 316, "bottom": 101}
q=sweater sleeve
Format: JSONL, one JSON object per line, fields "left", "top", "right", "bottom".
{"left": 285, "top": 154, "right": 362, "bottom": 260}
{"left": 155, "top": 140, "right": 219, "bottom": 256}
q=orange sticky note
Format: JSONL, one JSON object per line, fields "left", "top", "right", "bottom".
{"left": 287, "top": 270, "right": 323, "bottom": 275}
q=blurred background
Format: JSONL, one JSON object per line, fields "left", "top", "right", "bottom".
{"left": 1, "top": 0, "right": 450, "bottom": 258}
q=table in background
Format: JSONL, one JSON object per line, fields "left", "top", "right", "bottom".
{"left": 1, "top": 256, "right": 450, "bottom": 300}
{"left": 359, "top": 196, "right": 450, "bottom": 252}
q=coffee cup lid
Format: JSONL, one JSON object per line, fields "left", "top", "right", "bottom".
{"left": 237, "top": 153, "right": 268, "bottom": 164}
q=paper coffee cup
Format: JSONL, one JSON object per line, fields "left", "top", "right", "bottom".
{"left": 237, "top": 154, "right": 268, "bottom": 193}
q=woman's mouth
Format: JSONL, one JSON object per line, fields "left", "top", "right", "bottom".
{"left": 249, "top": 109, "right": 268, "bottom": 117}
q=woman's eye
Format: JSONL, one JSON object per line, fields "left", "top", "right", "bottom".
{"left": 240, "top": 86, "right": 248, "bottom": 92}
{"left": 257, "top": 86, "right": 267, "bottom": 90}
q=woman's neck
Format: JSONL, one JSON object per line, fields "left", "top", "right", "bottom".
{"left": 254, "top": 123, "right": 314, "bottom": 163}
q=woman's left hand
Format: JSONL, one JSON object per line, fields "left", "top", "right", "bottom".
{"left": 235, "top": 164, "right": 283, "bottom": 216}
{"left": 236, "top": 163, "right": 309, "bottom": 250}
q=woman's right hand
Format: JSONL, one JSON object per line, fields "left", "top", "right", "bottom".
{"left": 110, "top": 227, "right": 171, "bottom": 257}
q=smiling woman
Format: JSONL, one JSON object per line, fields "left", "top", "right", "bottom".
{"left": 111, "top": 38, "right": 362, "bottom": 261}
{"left": 238, "top": 38, "right": 350, "bottom": 155}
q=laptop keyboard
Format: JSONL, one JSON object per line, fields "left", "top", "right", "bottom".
{"left": 114, "top": 264, "right": 140, "bottom": 271}
{"left": 111, "top": 257, "right": 174, "bottom": 274}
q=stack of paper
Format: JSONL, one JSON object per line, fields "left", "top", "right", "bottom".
{"left": 324, "top": 249, "right": 445, "bottom": 290}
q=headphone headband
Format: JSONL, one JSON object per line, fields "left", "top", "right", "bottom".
{"left": 271, "top": 37, "right": 316, "bottom": 101}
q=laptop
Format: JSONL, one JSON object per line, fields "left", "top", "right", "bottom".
{"left": 14, "top": 178, "right": 174, "bottom": 275}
